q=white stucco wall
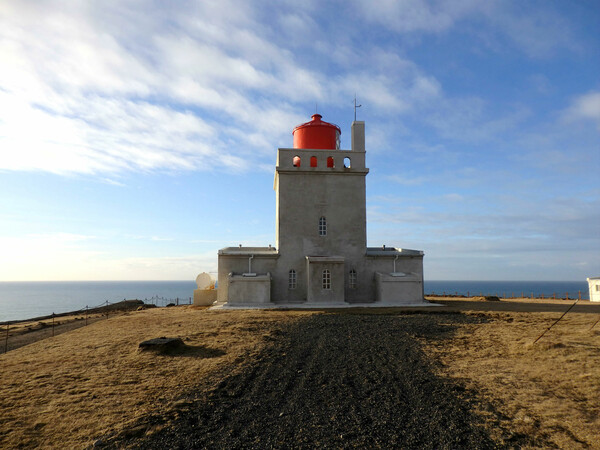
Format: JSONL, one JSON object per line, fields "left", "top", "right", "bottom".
{"left": 227, "top": 273, "right": 272, "bottom": 304}
{"left": 588, "top": 277, "right": 600, "bottom": 302}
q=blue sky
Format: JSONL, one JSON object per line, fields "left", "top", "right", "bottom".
{"left": 0, "top": 0, "right": 598, "bottom": 281}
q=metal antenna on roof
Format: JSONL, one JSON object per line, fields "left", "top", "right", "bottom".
{"left": 353, "top": 94, "right": 362, "bottom": 121}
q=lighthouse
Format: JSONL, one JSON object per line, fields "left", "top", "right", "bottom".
{"left": 217, "top": 113, "right": 425, "bottom": 306}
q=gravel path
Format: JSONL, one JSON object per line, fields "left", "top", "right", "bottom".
{"left": 116, "top": 313, "right": 499, "bottom": 449}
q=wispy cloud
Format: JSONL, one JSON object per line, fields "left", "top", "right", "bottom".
{"left": 150, "top": 236, "right": 174, "bottom": 242}
{"left": 562, "top": 91, "right": 600, "bottom": 130}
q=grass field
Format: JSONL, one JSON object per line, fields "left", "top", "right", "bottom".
{"left": 0, "top": 299, "right": 598, "bottom": 448}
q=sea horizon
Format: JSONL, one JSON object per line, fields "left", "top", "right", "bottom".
{"left": 0, "top": 279, "right": 592, "bottom": 323}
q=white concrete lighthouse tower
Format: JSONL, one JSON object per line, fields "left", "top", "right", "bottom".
{"left": 217, "top": 114, "right": 425, "bottom": 306}
{"left": 273, "top": 115, "right": 370, "bottom": 303}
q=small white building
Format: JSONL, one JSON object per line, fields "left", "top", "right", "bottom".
{"left": 587, "top": 277, "right": 600, "bottom": 302}
{"left": 216, "top": 114, "right": 425, "bottom": 306}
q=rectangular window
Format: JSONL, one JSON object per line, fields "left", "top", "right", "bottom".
{"left": 288, "top": 270, "right": 297, "bottom": 289}
{"left": 349, "top": 270, "right": 357, "bottom": 289}
{"left": 319, "top": 216, "right": 327, "bottom": 236}
{"left": 322, "top": 270, "right": 331, "bottom": 290}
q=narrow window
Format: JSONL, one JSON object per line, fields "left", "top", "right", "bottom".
{"left": 344, "top": 157, "right": 351, "bottom": 168}
{"left": 293, "top": 155, "right": 301, "bottom": 167}
{"left": 349, "top": 269, "right": 357, "bottom": 289}
{"left": 288, "top": 269, "right": 297, "bottom": 289}
{"left": 310, "top": 156, "right": 317, "bottom": 167}
{"left": 327, "top": 156, "right": 334, "bottom": 168}
{"left": 318, "top": 216, "right": 327, "bottom": 236}
{"left": 322, "top": 269, "right": 331, "bottom": 290}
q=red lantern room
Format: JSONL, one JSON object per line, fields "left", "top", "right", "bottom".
{"left": 292, "top": 114, "right": 341, "bottom": 150}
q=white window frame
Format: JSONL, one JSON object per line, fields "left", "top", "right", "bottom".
{"left": 288, "top": 269, "right": 297, "bottom": 289}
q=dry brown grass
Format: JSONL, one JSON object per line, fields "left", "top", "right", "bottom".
{"left": 423, "top": 302, "right": 600, "bottom": 448}
{"left": 2, "top": 313, "right": 109, "bottom": 353}
{"left": 1, "top": 300, "right": 599, "bottom": 448}
{"left": 0, "top": 306, "right": 317, "bottom": 449}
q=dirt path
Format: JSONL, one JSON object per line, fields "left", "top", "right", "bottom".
{"left": 114, "top": 313, "right": 503, "bottom": 449}
{"left": 1, "top": 300, "right": 150, "bottom": 353}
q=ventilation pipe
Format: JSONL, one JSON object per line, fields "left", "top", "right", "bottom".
{"left": 391, "top": 254, "right": 407, "bottom": 277}
{"left": 243, "top": 255, "right": 256, "bottom": 277}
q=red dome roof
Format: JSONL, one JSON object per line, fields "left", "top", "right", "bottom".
{"left": 292, "top": 114, "right": 341, "bottom": 150}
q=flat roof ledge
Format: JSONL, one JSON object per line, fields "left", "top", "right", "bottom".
{"left": 219, "top": 247, "right": 279, "bottom": 256}
{"left": 306, "top": 256, "right": 345, "bottom": 263}
{"left": 366, "top": 247, "right": 424, "bottom": 257}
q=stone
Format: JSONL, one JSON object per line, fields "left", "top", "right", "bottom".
{"left": 138, "top": 337, "right": 185, "bottom": 353}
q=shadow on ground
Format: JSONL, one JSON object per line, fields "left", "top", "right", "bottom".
{"left": 107, "top": 313, "right": 525, "bottom": 449}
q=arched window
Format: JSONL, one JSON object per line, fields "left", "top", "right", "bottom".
{"left": 288, "top": 269, "right": 297, "bottom": 289}
{"left": 327, "top": 156, "right": 334, "bottom": 168}
{"left": 293, "top": 155, "right": 301, "bottom": 167}
{"left": 349, "top": 269, "right": 357, "bottom": 289}
{"left": 318, "top": 216, "right": 327, "bottom": 236}
{"left": 310, "top": 156, "right": 317, "bottom": 167}
{"left": 322, "top": 269, "right": 331, "bottom": 290}
{"left": 344, "top": 157, "right": 351, "bottom": 168}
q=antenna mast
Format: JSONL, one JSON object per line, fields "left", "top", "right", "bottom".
{"left": 353, "top": 94, "right": 362, "bottom": 121}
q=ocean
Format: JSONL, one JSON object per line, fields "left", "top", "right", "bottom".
{"left": 424, "top": 280, "right": 589, "bottom": 300}
{"left": 0, "top": 281, "right": 197, "bottom": 322}
{"left": 0, "top": 280, "right": 591, "bottom": 323}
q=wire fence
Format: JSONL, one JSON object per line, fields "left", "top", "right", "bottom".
{"left": 2, "top": 296, "right": 193, "bottom": 354}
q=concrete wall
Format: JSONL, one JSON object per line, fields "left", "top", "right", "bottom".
{"left": 193, "top": 289, "right": 217, "bottom": 306}
{"left": 227, "top": 273, "right": 271, "bottom": 304}
{"left": 374, "top": 272, "right": 424, "bottom": 304}
{"left": 306, "top": 256, "right": 345, "bottom": 303}
{"left": 217, "top": 251, "right": 279, "bottom": 303}
{"left": 274, "top": 147, "right": 369, "bottom": 303}
{"left": 216, "top": 119, "right": 425, "bottom": 306}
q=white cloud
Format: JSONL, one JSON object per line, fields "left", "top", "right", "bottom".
{"left": 0, "top": 0, "right": 593, "bottom": 181}
{"left": 349, "top": 0, "right": 580, "bottom": 58}
{"left": 563, "top": 91, "right": 600, "bottom": 130}
{"left": 368, "top": 192, "right": 600, "bottom": 280}
{"left": 0, "top": 233, "right": 102, "bottom": 280}
{"left": 0, "top": 0, "right": 318, "bottom": 175}
{"left": 386, "top": 174, "right": 430, "bottom": 186}
{"left": 350, "top": 0, "right": 482, "bottom": 33}
{"left": 484, "top": 3, "right": 579, "bottom": 58}
{"left": 0, "top": 231, "right": 218, "bottom": 281}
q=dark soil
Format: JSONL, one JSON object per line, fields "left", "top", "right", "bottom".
{"left": 110, "top": 313, "right": 505, "bottom": 449}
